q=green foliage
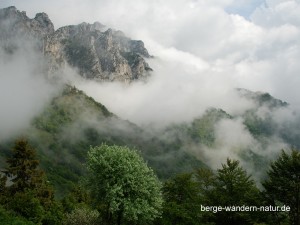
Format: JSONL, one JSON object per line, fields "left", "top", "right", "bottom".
{"left": 194, "top": 168, "right": 216, "bottom": 204}
{"left": 1, "top": 138, "right": 63, "bottom": 224}
{"left": 61, "top": 185, "right": 92, "bottom": 213}
{"left": 263, "top": 149, "right": 300, "bottom": 225}
{"left": 214, "top": 159, "right": 259, "bottom": 204}
{"left": 159, "top": 163, "right": 265, "bottom": 225}
{"left": 33, "top": 85, "right": 112, "bottom": 134}
{"left": 257, "top": 93, "right": 288, "bottom": 108}
{"left": 188, "top": 108, "right": 231, "bottom": 146}
{"left": 208, "top": 159, "right": 262, "bottom": 225}
{"left": 243, "top": 110, "right": 276, "bottom": 138}
{"left": 158, "top": 173, "right": 202, "bottom": 225}
{"left": 0, "top": 84, "right": 203, "bottom": 198}
{"left": 42, "top": 201, "right": 64, "bottom": 225}
{"left": 0, "top": 172, "right": 7, "bottom": 203}
{"left": 27, "top": 82, "right": 203, "bottom": 195}
{"left": 28, "top": 85, "right": 114, "bottom": 195}
{"left": 7, "top": 191, "right": 45, "bottom": 224}
{"left": 4, "top": 138, "right": 52, "bottom": 197}
{"left": 0, "top": 205, "right": 35, "bottom": 225}
{"left": 86, "top": 144, "right": 163, "bottom": 225}
{"left": 63, "top": 207, "right": 99, "bottom": 225}
{"left": 33, "top": 103, "right": 72, "bottom": 133}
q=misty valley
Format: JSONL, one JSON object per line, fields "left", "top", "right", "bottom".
{"left": 0, "top": 5, "right": 300, "bottom": 225}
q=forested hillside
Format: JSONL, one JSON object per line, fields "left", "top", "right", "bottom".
{"left": 1, "top": 5, "right": 300, "bottom": 225}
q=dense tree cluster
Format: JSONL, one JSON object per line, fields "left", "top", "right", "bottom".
{"left": 0, "top": 138, "right": 63, "bottom": 224}
{"left": 158, "top": 151, "right": 300, "bottom": 225}
{"left": 0, "top": 138, "right": 299, "bottom": 225}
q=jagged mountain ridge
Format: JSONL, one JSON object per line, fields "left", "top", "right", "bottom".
{"left": 0, "top": 85, "right": 202, "bottom": 196}
{"left": 0, "top": 6, "right": 54, "bottom": 39}
{"left": 0, "top": 6, "right": 152, "bottom": 82}
{"left": 1, "top": 6, "right": 300, "bottom": 198}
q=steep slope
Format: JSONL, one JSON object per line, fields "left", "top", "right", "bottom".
{"left": 1, "top": 6, "right": 300, "bottom": 198}
{"left": 0, "top": 6, "right": 200, "bottom": 197}
{"left": 238, "top": 89, "right": 300, "bottom": 148}
{"left": 0, "top": 6, "right": 54, "bottom": 39}
{"left": 0, "top": 6, "right": 152, "bottom": 82}
{"left": 158, "top": 89, "right": 300, "bottom": 178}
{"left": 45, "top": 23, "right": 152, "bottom": 81}
{"left": 0, "top": 85, "right": 202, "bottom": 196}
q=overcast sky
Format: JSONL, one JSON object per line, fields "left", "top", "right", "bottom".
{"left": 1, "top": 0, "right": 300, "bottom": 126}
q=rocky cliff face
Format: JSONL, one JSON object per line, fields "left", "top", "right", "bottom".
{"left": 0, "top": 6, "right": 54, "bottom": 39}
{"left": 0, "top": 6, "right": 152, "bottom": 82}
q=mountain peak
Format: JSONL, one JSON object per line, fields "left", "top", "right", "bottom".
{"left": 0, "top": 6, "right": 26, "bottom": 20}
{"left": 236, "top": 88, "right": 288, "bottom": 108}
{"left": 0, "top": 6, "right": 54, "bottom": 38}
{"left": 5, "top": 5, "right": 17, "bottom": 11}
{"left": 0, "top": 6, "right": 152, "bottom": 82}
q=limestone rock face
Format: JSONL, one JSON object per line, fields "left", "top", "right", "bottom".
{"left": 0, "top": 6, "right": 152, "bottom": 82}
{"left": 0, "top": 6, "right": 54, "bottom": 39}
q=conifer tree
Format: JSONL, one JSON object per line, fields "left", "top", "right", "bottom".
{"left": 159, "top": 173, "right": 202, "bottom": 225}
{"left": 209, "top": 159, "right": 262, "bottom": 225}
{"left": 2, "top": 138, "right": 62, "bottom": 224}
{"left": 263, "top": 150, "right": 300, "bottom": 225}
{"left": 4, "top": 138, "right": 53, "bottom": 204}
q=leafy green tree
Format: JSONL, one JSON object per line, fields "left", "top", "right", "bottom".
{"left": 209, "top": 159, "right": 262, "bottom": 225}
{"left": 86, "top": 144, "right": 163, "bottom": 225}
{"left": 263, "top": 150, "right": 300, "bottom": 225}
{"left": 158, "top": 173, "right": 202, "bottom": 225}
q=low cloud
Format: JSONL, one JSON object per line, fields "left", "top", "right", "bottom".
{"left": 0, "top": 41, "right": 60, "bottom": 140}
{"left": 198, "top": 117, "right": 288, "bottom": 181}
{"left": 1, "top": 1, "right": 300, "bottom": 110}
{"left": 0, "top": 0, "right": 299, "bottom": 178}
{"left": 75, "top": 53, "right": 255, "bottom": 127}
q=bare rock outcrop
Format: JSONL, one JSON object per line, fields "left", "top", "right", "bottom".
{"left": 0, "top": 6, "right": 152, "bottom": 82}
